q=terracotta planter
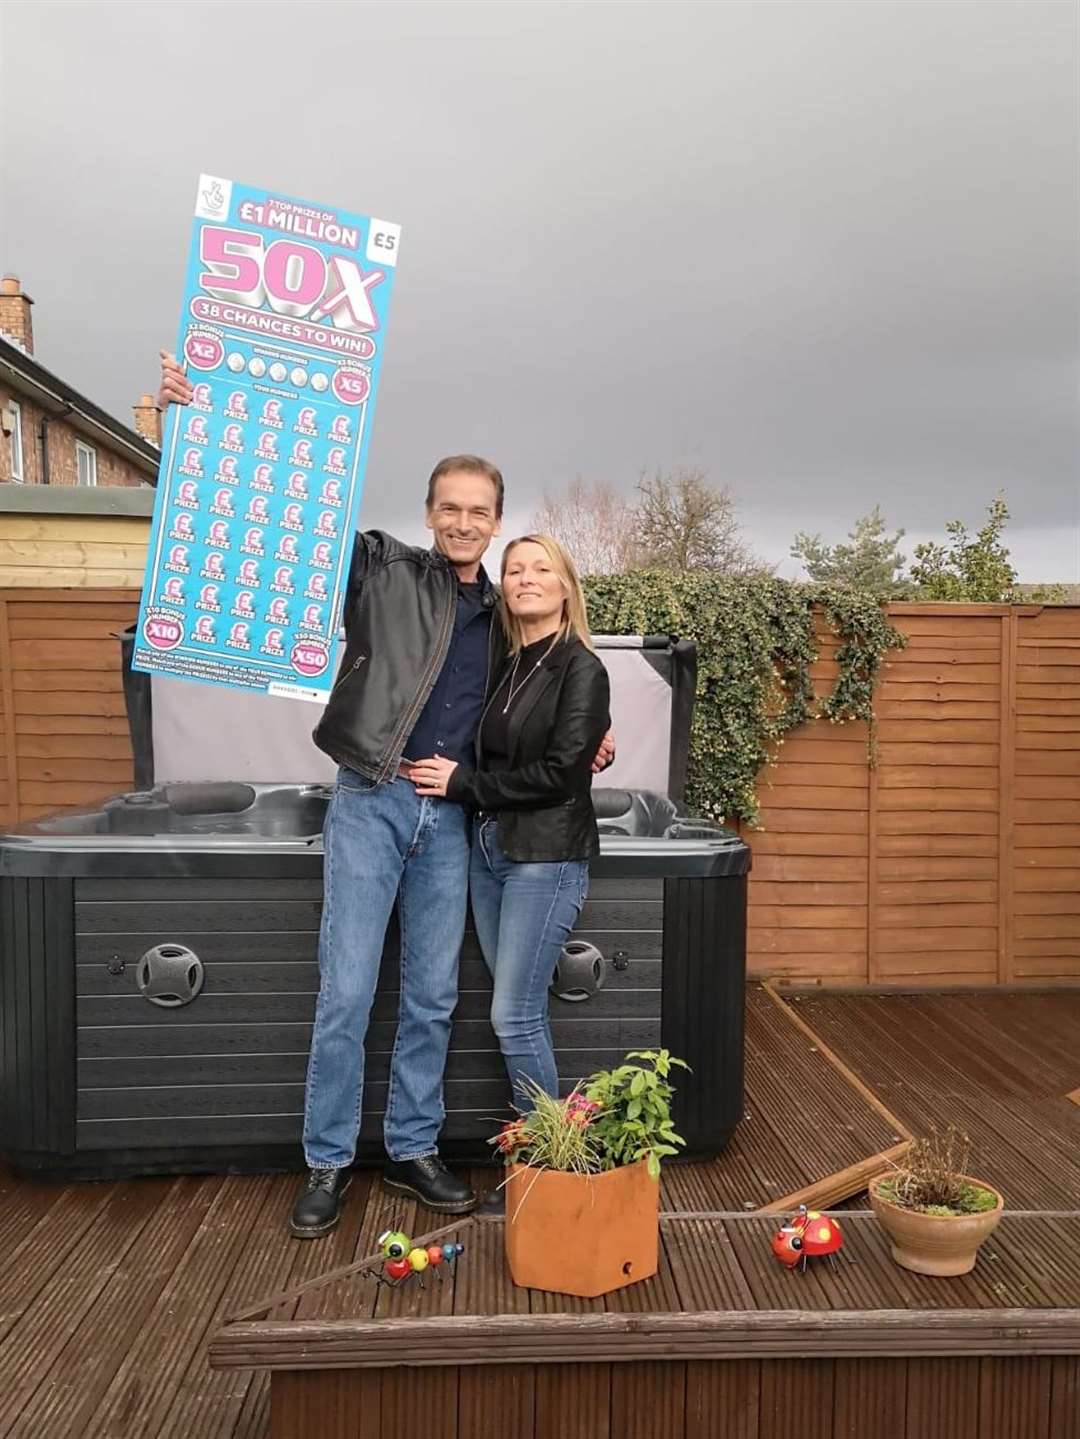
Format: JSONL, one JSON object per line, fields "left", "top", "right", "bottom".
{"left": 868, "top": 1173, "right": 1004, "bottom": 1276}
{"left": 503, "top": 1159, "right": 659, "bottom": 1297}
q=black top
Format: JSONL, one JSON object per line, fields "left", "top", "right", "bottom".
{"left": 479, "top": 636, "right": 555, "bottom": 772}
{"left": 446, "top": 636, "right": 610, "bottom": 862}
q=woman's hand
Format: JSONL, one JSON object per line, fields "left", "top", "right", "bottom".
{"left": 157, "top": 349, "right": 194, "bottom": 409}
{"left": 409, "top": 755, "right": 459, "bottom": 797}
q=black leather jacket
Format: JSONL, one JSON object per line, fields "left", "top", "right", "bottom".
{"left": 313, "top": 532, "right": 505, "bottom": 781}
{"left": 446, "top": 637, "right": 610, "bottom": 862}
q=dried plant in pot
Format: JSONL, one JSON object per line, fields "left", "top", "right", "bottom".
{"left": 868, "top": 1126, "right": 1003, "bottom": 1277}
{"left": 492, "top": 1050, "right": 688, "bottom": 1298}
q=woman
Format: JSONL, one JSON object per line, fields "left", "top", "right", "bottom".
{"left": 410, "top": 534, "right": 610, "bottom": 1112}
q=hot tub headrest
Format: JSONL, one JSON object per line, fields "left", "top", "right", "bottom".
{"left": 163, "top": 783, "right": 257, "bottom": 815}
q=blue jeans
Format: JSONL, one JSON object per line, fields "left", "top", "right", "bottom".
{"left": 469, "top": 817, "right": 589, "bottom": 1109}
{"left": 302, "top": 769, "right": 469, "bottom": 1169}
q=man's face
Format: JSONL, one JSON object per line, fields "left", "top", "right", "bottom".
{"left": 425, "top": 470, "right": 501, "bottom": 567}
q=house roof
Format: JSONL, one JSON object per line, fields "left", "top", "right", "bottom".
{"left": 0, "top": 333, "right": 160, "bottom": 483}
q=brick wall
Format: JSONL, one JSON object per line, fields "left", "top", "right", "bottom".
{"left": 0, "top": 384, "right": 149, "bottom": 488}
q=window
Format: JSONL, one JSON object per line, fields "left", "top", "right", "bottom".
{"left": 8, "top": 400, "right": 23, "bottom": 482}
{"left": 76, "top": 440, "right": 97, "bottom": 487}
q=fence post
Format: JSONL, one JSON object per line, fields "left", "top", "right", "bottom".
{"left": 997, "top": 609, "right": 1017, "bottom": 984}
{"left": 0, "top": 597, "right": 18, "bottom": 825}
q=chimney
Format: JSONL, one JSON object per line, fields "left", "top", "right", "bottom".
{"left": 132, "top": 393, "right": 162, "bottom": 447}
{"left": 0, "top": 275, "right": 34, "bottom": 353}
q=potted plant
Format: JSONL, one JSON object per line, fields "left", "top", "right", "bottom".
{"left": 868, "top": 1125, "right": 1003, "bottom": 1276}
{"left": 493, "top": 1049, "right": 688, "bottom": 1298}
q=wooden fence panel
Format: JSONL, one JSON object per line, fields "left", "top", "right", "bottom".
{"left": 0, "top": 589, "right": 139, "bottom": 826}
{"left": 0, "top": 593, "right": 1077, "bottom": 987}
{"left": 743, "top": 604, "right": 1080, "bottom": 987}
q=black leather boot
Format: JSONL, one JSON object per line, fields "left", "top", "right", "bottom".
{"left": 383, "top": 1155, "right": 477, "bottom": 1213}
{"left": 289, "top": 1167, "right": 352, "bottom": 1238}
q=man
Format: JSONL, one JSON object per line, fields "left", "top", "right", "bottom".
{"left": 157, "top": 353, "right": 613, "bottom": 1237}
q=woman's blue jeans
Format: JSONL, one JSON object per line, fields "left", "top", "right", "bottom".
{"left": 469, "top": 817, "right": 589, "bottom": 1109}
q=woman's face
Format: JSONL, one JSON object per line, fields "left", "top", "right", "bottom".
{"left": 502, "top": 542, "right": 566, "bottom": 627}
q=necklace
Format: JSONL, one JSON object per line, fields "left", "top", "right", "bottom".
{"left": 500, "top": 634, "right": 560, "bottom": 714}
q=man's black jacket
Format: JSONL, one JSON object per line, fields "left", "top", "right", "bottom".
{"left": 313, "top": 532, "right": 505, "bottom": 782}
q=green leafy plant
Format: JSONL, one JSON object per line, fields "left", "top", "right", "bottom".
{"left": 489, "top": 1050, "right": 689, "bottom": 1180}
{"left": 583, "top": 570, "right": 905, "bottom": 823}
{"left": 873, "top": 1125, "right": 998, "bottom": 1216}
{"left": 584, "top": 1049, "right": 689, "bottom": 1178}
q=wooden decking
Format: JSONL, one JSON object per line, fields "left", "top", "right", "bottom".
{"left": 1, "top": 988, "right": 1078, "bottom": 1437}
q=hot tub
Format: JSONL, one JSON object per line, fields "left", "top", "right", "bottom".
{"left": 0, "top": 637, "right": 750, "bottom": 1178}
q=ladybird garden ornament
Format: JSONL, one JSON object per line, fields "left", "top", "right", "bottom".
{"left": 771, "top": 1206, "right": 844, "bottom": 1272}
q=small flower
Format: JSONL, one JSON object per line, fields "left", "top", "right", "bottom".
{"left": 495, "top": 1119, "right": 526, "bottom": 1154}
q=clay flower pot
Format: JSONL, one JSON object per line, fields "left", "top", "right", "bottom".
{"left": 868, "top": 1173, "right": 1004, "bottom": 1276}
{"left": 504, "top": 1159, "right": 659, "bottom": 1298}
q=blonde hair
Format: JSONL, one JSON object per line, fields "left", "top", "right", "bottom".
{"left": 499, "top": 534, "right": 595, "bottom": 654}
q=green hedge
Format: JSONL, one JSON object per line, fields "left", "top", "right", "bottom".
{"left": 583, "top": 571, "right": 906, "bottom": 824}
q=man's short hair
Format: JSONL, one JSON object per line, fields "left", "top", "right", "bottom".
{"left": 426, "top": 455, "right": 504, "bottom": 518}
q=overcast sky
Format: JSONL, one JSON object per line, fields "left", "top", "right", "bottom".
{"left": 2, "top": 1, "right": 1077, "bottom": 579}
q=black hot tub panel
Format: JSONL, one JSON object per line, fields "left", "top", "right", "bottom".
{"left": 1, "top": 782, "right": 749, "bottom": 1177}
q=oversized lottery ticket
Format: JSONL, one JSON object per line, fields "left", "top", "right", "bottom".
{"left": 133, "top": 175, "right": 400, "bottom": 700}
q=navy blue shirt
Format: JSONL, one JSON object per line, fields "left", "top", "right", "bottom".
{"left": 403, "top": 569, "right": 494, "bottom": 765}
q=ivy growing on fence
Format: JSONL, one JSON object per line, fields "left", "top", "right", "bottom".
{"left": 582, "top": 572, "right": 906, "bottom": 824}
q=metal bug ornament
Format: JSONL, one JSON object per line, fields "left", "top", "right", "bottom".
{"left": 771, "top": 1206, "right": 844, "bottom": 1272}
{"left": 376, "top": 1228, "right": 465, "bottom": 1288}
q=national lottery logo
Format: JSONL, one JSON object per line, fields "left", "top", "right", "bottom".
{"left": 166, "top": 545, "right": 191, "bottom": 574}
{"left": 251, "top": 463, "right": 275, "bottom": 492}
{"left": 196, "top": 583, "right": 222, "bottom": 613}
{"left": 266, "top": 596, "right": 290, "bottom": 624}
{"left": 310, "top": 541, "right": 333, "bottom": 569}
{"left": 275, "top": 534, "right": 300, "bottom": 561}
{"left": 323, "top": 447, "right": 347, "bottom": 477}
{"left": 329, "top": 414, "right": 351, "bottom": 443}
{"left": 207, "top": 519, "right": 231, "bottom": 549}
{"left": 240, "top": 528, "right": 265, "bottom": 557}
{"left": 190, "top": 382, "right": 213, "bottom": 411}
{"left": 184, "top": 415, "right": 208, "bottom": 444}
{"left": 293, "top": 406, "right": 318, "bottom": 437}
{"left": 176, "top": 478, "right": 200, "bottom": 508}
{"left": 255, "top": 431, "right": 279, "bottom": 460}
{"left": 261, "top": 627, "right": 286, "bottom": 657}
{"left": 178, "top": 451, "right": 203, "bottom": 479}
{"left": 285, "top": 471, "right": 308, "bottom": 499}
{"left": 260, "top": 398, "right": 283, "bottom": 427}
{"left": 142, "top": 606, "right": 184, "bottom": 651}
{"left": 314, "top": 510, "right": 338, "bottom": 538}
{"left": 319, "top": 477, "right": 342, "bottom": 506}
{"left": 210, "top": 489, "right": 235, "bottom": 517}
{"left": 162, "top": 576, "right": 185, "bottom": 603}
{"left": 245, "top": 495, "right": 270, "bottom": 522}
{"left": 215, "top": 455, "right": 240, "bottom": 483}
{"left": 237, "top": 557, "right": 261, "bottom": 586}
{"left": 200, "top": 552, "right": 226, "bottom": 580}
{"left": 220, "top": 423, "right": 245, "bottom": 453}
{"left": 193, "top": 615, "right": 216, "bottom": 642}
{"left": 227, "top": 622, "right": 252, "bottom": 651}
{"left": 300, "top": 603, "right": 323, "bottom": 633}
{"left": 225, "top": 391, "right": 248, "bottom": 420}
{"left": 270, "top": 565, "right": 295, "bottom": 595}
{"left": 169, "top": 512, "right": 195, "bottom": 540}
{"left": 304, "top": 572, "right": 328, "bottom": 599}
{"left": 289, "top": 439, "right": 313, "bottom": 468}
{"left": 281, "top": 503, "right": 304, "bottom": 532}
{"left": 232, "top": 590, "right": 256, "bottom": 618}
